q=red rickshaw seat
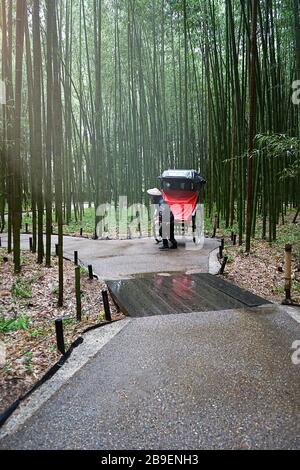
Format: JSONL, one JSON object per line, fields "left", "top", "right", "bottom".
{"left": 163, "top": 189, "right": 199, "bottom": 223}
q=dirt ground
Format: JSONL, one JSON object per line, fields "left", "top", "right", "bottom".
{"left": 0, "top": 249, "right": 123, "bottom": 415}
{"left": 216, "top": 213, "right": 300, "bottom": 305}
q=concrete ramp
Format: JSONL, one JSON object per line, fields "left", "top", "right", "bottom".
{"left": 106, "top": 273, "right": 270, "bottom": 317}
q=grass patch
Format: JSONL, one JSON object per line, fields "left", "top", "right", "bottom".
{"left": 80, "top": 266, "right": 89, "bottom": 276}
{"left": 23, "top": 208, "right": 96, "bottom": 237}
{"left": 63, "top": 317, "right": 77, "bottom": 326}
{"left": 52, "top": 285, "right": 59, "bottom": 295}
{"left": 11, "top": 277, "right": 32, "bottom": 299}
{"left": 24, "top": 351, "right": 33, "bottom": 372}
{"left": 29, "top": 327, "right": 47, "bottom": 339}
{"left": 224, "top": 253, "right": 234, "bottom": 264}
{"left": 0, "top": 315, "right": 30, "bottom": 333}
{"left": 272, "top": 286, "right": 284, "bottom": 295}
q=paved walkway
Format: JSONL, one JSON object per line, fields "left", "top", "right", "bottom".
{"left": 0, "top": 234, "right": 300, "bottom": 449}
{"left": 0, "top": 305, "right": 300, "bottom": 450}
{"left": 0, "top": 234, "right": 219, "bottom": 279}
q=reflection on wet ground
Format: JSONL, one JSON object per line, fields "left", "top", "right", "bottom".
{"left": 106, "top": 273, "right": 270, "bottom": 317}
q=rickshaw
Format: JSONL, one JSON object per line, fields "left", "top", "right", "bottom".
{"left": 153, "top": 169, "right": 206, "bottom": 245}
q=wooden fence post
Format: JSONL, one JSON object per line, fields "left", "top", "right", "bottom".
{"left": 102, "top": 290, "right": 112, "bottom": 322}
{"left": 75, "top": 266, "right": 82, "bottom": 322}
{"left": 88, "top": 265, "right": 94, "bottom": 280}
{"left": 55, "top": 319, "right": 66, "bottom": 355}
{"left": 219, "top": 238, "right": 225, "bottom": 259}
{"left": 219, "top": 257, "right": 228, "bottom": 275}
{"left": 283, "top": 244, "right": 292, "bottom": 304}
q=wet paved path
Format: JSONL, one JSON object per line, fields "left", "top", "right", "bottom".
{"left": 0, "top": 234, "right": 300, "bottom": 449}
{"left": 0, "top": 305, "right": 300, "bottom": 450}
{"left": 0, "top": 234, "right": 219, "bottom": 279}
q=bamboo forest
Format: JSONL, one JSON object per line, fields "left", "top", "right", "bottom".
{"left": 0, "top": 0, "right": 300, "bottom": 452}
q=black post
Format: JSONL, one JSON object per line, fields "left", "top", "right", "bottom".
{"left": 219, "top": 238, "right": 224, "bottom": 258}
{"left": 283, "top": 244, "right": 292, "bottom": 304}
{"left": 25, "top": 223, "right": 28, "bottom": 234}
{"left": 29, "top": 237, "right": 33, "bottom": 252}
{"left": 219, "top": 257, "right": 228, "bottom": 275}
{"left": 55, "top": 319, "right": 66, "bottom": 355}
{"left": 233, "top": 234, "right": 237, "bottom": 246}
{"left": 80, "top": 228, "right": 83, "bottom": 237}
{"left": 88, "top": 265, "right": 94, "bottom": 280}
{"left": 74, "top": 251, "right": 78, "bottom": 265}
{"left": 75, "top": 266, "right": 82, "bottom": 322}
{"left": 55, "top": 244, "right": 59, "bottom": 256}
{"left": 102, "top": 290, "right": 112, "bottom": 322}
